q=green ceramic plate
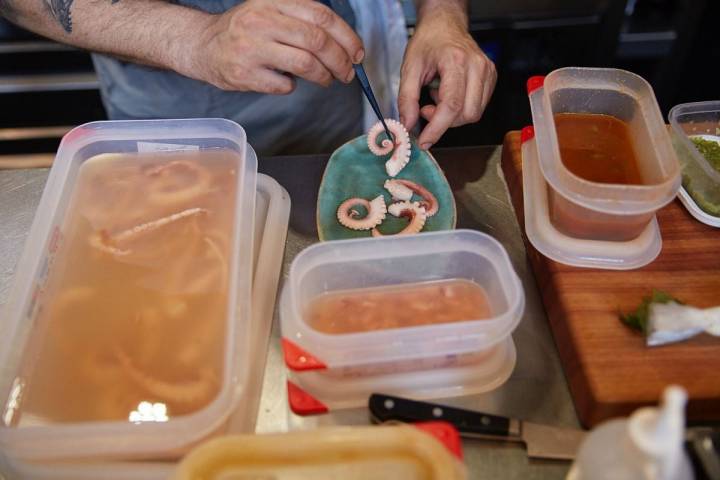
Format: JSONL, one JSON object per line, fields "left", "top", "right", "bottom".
{"left": 317, "top": 134, "right": 456, "bottom": 241}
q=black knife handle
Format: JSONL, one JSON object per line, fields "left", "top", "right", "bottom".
{"left": 369, "top": 393, "right": 512, "bottom": 438}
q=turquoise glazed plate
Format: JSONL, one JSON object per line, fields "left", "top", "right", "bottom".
{"left": 317, "top": 135, "right": 456, "bottom": 241}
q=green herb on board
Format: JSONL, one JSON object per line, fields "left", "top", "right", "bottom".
{"left": 691, "top": 137, "right": 720, "bottom": 173}
{"left": 620, "top": 290, "right": 682, "bottom": 335}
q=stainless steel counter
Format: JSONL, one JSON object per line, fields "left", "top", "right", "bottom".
{"left": 0, "top": 146, "right": 579, "bottom": 479}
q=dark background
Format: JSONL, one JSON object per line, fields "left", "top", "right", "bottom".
{"left": 1, "top": 0, "right": 717, "bottom": 156}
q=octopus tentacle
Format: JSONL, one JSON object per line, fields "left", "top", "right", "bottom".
{"left": 88, "top": 208, "right": 208, "bottom": 257}
{"left": 384, "top": 179, "right": 413, "bottom": 201}
{"left": 372, "top": 201, "right": 427, "bottom": 237}
{"left": 114, "top": 347, "right": 219, "bottom": 410}
{"left": 114, "top": 208, "right": 207, "bottom": 242}
{"left": 88, "top": 230, "right": 131, "bottom": 256}
{"left": 367, "top": 119, "right": 412, "bottom": 177}
{"left": 393, "top": 179, "right": 439, "bottom": 217}
{"left": 337, "top": 195, "right": 387, "bottom": 231}
{"left": 145, "top": 160, "right": 212, "bottom": 207}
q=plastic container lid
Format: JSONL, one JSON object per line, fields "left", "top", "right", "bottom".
{"left": 668, "top": 100, "right": 720, "bottom": 225}
{"left": 0, "top": 172, "right": 291, "bottom": 480}
{"left": 285, "top": 337, "right": 517, "bottom": 414}
{"left": 528, "top": 68, "right": 681, "bottom": 216}
{"left": 172, "top": 424, "right": 467, "bottom": 480}
{"left": 0, "top": 119, "right": 257, "bottom": 461}
{"left": 521, "top": 127, "right": 662, "bottom": 269}
{"left": 677, "top": 187, "right": 720, "bottom": 228}
{"left": 280, "top": 230, "right": 525, "bottom": 370}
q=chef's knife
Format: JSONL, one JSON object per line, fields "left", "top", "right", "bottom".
{"left": 318, "top": 0, "right": 394, "bottom": 142}
{"left": 369, "top": 393, "right": 586, "bottom": 461}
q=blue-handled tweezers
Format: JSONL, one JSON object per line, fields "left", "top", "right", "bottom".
{"left": 319, "top": 0, "right": 394, "bottom": 142}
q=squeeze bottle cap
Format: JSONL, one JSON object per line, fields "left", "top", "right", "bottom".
{"left": 628, "top": 386, "right": 688, "bottom": 479}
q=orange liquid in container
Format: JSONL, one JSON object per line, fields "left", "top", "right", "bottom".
{"left": 549, "top": 113, "right": 652, "bottom": 241}
{"left": 554, "top": 113, "right": 644, "bottom": 185}
{"left": 12, "top": 150, "right": 238, "bottom": 425}
{"left": 306, "top": 279, "right": 492, "bottom": 334}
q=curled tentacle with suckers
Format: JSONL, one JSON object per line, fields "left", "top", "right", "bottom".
{"left": 337, "top": 195, "right": 387, "bottom": 231}
{"left": 372, "top": 201, "right": 427, "bottom": 237}
{"left": 367, "top": 119, "right": 412, "bottom": 177}
{"left": 392, "top": 179, "right": 438, "bottom": 217}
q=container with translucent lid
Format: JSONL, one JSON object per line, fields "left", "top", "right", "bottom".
{"left": 0, "top": 119, "right": 257, "bottom": 461}
{"left": 280, "top": 230, "right": 524, "bottom": 413}
{"left": 528, "top": 68, "right": 680, "bottom": 243}
{"left": 668, "top": 100, "right": 720, "bottom": 227}
{"left": 172, "top": 423, "right": 467, "bottom": 480}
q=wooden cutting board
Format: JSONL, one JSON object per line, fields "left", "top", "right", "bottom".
{"left": 501, "top": 130, "right": 720, "bottom": 428}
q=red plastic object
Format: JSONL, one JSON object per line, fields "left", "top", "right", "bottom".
{"left": 413, "top": 421, "right": 464, "bottom": 461}
{"left": 286, "top": 381, "right": 328, "bottom": 416}
{"left": 526, "top": 75, "right": 546, "bottom": 95}
{"left": 520, "top": 126, "right": 536, "bottom": 144}
{"left": 282, "top": 338, "right": 327, "bottom": 371}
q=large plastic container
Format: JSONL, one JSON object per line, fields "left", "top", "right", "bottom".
{"left": 668, "top": 101, "right": 720, "bottom": 226}
{"left": 172, "top": 424, "right": 467, "bottom": 480}
{"left": 280, "top": 230, "right": 524, "bottom": 413}
{"left": 0, "top": 173, "right": 291, "bottom": 480}
{"left": 0, "top": 119, "right": 257, "bottom": 462}
{"left": 528, "top": 68, "right": 681, "bottom": 242}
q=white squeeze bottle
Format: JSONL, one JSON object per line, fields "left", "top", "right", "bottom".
{"left": 567, "top": 386, "right": 694, "bottom": 480}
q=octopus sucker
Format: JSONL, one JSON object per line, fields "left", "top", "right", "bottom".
{"left": 393, "top": 179, "right": 439, "bottom": 217}
{"left": 367, "top": 119, "right": 412, "bottom": 177}
{"left": 145, "top": 160, "right": 212, "bottom": 207}
{"left": 337, "top": 195, "right": 387, "bottom": 231}
{"left": 372, "top": 201, "right": 427, "bottom": 237}
{"left": 114, "top": 347, "right": 218, "bottom": 409}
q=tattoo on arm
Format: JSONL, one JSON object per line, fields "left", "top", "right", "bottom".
{"left": 46, "top": 0, "right": 73, "bottom": 32}
{"left": 44, "top": 0, "right": 120, "bottom": 33}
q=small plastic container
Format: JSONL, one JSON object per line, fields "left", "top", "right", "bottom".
{"left": 668, "top": 101, "right": 720, "bottom": 227}
{"left": 528, "top": 68, "right": 681, "bottom": 242}
{"left": 172, "top": 423, "right": 467, "bottom": 480}
{"left": 0, "top": 119, "right": 257, "bottom": 462}
{"left": 521, "top": 127, "right": 662, "bottom": 270}
{"left": 280, "top": 230, "right": 525, "bottom": 414}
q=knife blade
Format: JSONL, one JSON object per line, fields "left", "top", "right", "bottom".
{"left": 369, "top": 393, "right": 586, "bottom": 461}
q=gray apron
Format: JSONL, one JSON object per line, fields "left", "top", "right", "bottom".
{"left": 91, "top": 0, "right": 363, "bottom": 156}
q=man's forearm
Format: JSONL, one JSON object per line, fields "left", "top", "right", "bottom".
{"left": 0, "top": 0, "right": 211, "bottom": 78}
{"left": 414, "top": 0, "right": 468, "bottom": 29}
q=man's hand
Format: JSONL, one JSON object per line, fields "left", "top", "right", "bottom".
{"left": 398, "top": 1, "right": 496, "bottom": 149}
{"left": 192, "top": 0, "right": 365, "bottom": 95}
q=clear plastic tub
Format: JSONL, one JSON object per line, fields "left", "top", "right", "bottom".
{"left": 280, "top": 230, "right": 525, "bottom": 412}
{"left": 0, "top": 173, "right": 291, "bottom": 480}
{"left": 521, "top": 127, "right": 662, "bottom": 270}
{"left": 528, "top": 68, "right": 681, "bottom": 241}
{"left": 668, "top": 101, "right": 720, "bottom": 225}
{"left": 0, "top": 119, "right": 257, "bottom": 462}
{"left": 172, "top": 424, "right": 467, "bottom": 480}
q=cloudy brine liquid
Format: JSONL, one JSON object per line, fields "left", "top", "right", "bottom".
{"left": 7, "top": 150, "right": 239, "bottom": 426}
{"left": 306, "top": 279, "right": 492, "bottom": 334}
